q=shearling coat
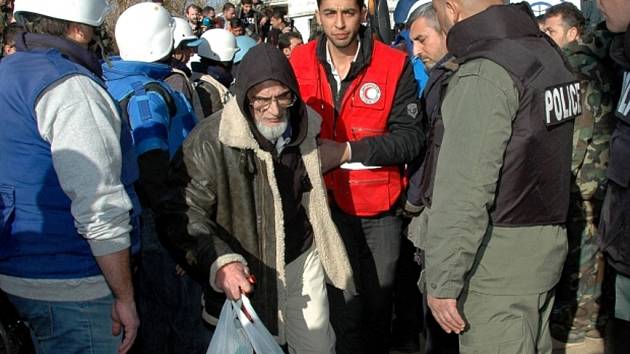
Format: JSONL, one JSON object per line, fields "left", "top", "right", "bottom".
{"left": 160, "top": 97, "right": 355, "bottom": 342}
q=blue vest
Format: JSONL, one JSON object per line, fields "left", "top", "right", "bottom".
{"left": 0, "top": 49, "right": 141, "bottom": 279}
{"left": 102, "top": 59, "right": 197, "bottom": 158}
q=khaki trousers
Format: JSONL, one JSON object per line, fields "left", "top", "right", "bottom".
{"left": 458, "top": 290, "right": 555, "bottom": 354}
{"left": 285, "top": 245, "right": 336, "bottom": 354}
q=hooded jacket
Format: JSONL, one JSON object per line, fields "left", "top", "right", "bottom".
{"left": 159, "top": 44, "right": 354, "bottom": 341}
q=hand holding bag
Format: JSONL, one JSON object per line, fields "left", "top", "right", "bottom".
{"left": 206, "top": 298, "right": 252, "bottom": 354}
{"left": 206, "top": 294, "right": 284, "bottom": 354}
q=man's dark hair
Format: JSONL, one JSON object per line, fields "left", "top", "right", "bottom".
{"left": 241, "top": 0, "right": 253, "bottom": 5}
{"left": 213, "top": 16, "right": 225, "bottom": 28}
{"left": 278, "top": 31, "right": 302, "bottom": 50}
{"left": 2, "top": 22, "right": 23, "bottom": 49}
{"left": 316, "top": 0, "right": 365, "bottom": 8}
{"left": 223, "top": 2, "right": 236, "bottom": 12}
{"left": 544, "top": 2, "right": 586, "bottom": 36}
{"left": 15, "top": 12, "right": 71, "bottom": 36}
{"left": 185, "top": 4, "right": 202, "bottom": 14}
{"left": 230, "top": 18, "right": 243, "bottom": 29}
{"left": 203, "top": 6, "right": 214, "bottom": 16}
{"left": 271, "top": 10, "right": 285, "bottom": 20}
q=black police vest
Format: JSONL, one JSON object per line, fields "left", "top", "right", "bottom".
{"left": 422, "top": 31, "right": 578, "bottom": 226}
{"left": 601, "top": 31, "right": 630, "bottom": 189}
{"left": 598, "top": 34, "right": 630, "bottom": 275}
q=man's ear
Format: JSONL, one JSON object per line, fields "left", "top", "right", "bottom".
{"left": 444, "top": 0, "right": 460, "bottom": 24}
{"left": 283, "top": 47, "right": 291, "bottom": 57}
{"left": 65, "top": 23, "right": 90, "bottom": 46}
{"left": 361, "top": 6, "right": 368, "bottom": 22}
{"left": 567, "top": 26, "right": 579, "bottom": 42}
{"left": 315, "top": 10, "right": 322, "bottom": 25}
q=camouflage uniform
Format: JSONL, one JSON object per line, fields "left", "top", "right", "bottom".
{"left": 551, "top": 29, "right": 617, "bottom": 343}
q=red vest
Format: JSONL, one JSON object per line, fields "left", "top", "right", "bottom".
{"left": 291, "top": 39, "right": 407, "bottom": 217}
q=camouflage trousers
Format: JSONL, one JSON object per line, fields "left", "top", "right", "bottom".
{"left": 551, "top": 199, "right": 606, "bottom": 343}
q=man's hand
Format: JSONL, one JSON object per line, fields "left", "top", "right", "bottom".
{"left": 318, "top": 138, "right": 351, "bottom": 173}
{"left": 427, "top": 295, "right": 466, "bottom": 334}
{"left": 215, "top": 262, "right": 253, "bottom": 300}
{"left": 175, "top": 264, "right": 186, "bottom": 277}
{"left": 111, "top": 298, "right": 139, "bottom": 354}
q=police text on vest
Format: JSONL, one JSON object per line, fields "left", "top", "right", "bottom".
{"left": 544, "top": 82, "right": 581, "bottom": 126}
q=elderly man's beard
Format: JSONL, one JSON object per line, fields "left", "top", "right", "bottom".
{"left": 255, "top": 112, "right": 289, "bottom": 142}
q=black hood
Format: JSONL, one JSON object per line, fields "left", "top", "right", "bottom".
{"left": 235, "top": 43, "right": 308, "bottom": 149}
{"left": 235, "top": 43, "right": 304, "bottom": 117}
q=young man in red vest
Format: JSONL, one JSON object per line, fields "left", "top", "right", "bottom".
{"left": 290, "top": 1, "right": 422, "bottom": 353}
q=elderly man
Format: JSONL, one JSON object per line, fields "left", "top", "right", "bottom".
{"left": 418, "top": 0, "right": 578, "bottom": 352}
{"left": 541, "top": 2, "right": 615, "bottom": 345}
{"left": 596, "top": 0, "right": 630, "bottom": 352}
{"left": 160, "top": 43, "right": 354, "bottom": 354}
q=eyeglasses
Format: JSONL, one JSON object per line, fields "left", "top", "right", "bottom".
{"left": 249, "top": 91, "right": 296, "bottom": 111}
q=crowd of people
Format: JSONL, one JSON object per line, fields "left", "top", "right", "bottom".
{"left": 1, "top": 0, "right": 630, "bottom": 354}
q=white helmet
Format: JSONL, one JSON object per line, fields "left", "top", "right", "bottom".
{"left": 197, "top": 29, "right": 239, "bottom": 62}
{"left": 13, "top": 0, "right": 110, "bottom": 27}
{"left": 172, "top": 17, "right": 199, "bottom": 49}
{"left": 115, "top": 2, "right": 174, "bottom": 62}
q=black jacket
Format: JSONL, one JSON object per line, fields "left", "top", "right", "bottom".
{"left": 599, "top": 29, "right": 630, "bottom": 275}
{"left": 406, "top": 54, "right": 454, "bottom": 210}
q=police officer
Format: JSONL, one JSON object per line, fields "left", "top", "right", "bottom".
{"left": 420, "top": 0, "right": 577, "bottom": 352}
{"left": 596, "top": 0, "right": 630, "bottom": 352}
{"left": 0, "top": 1, "right": 139, "bottom": 353}
{"left": 541, "top": 2, "right": 616, "bottom": 345}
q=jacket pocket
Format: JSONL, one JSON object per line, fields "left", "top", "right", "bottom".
{"left": 336, "top": 169, "right": 392, "bottom": 215}
{"left": 459, "top": 316, "right": 528, "bottom": 354}
{"left": 350, "top": 127, "right": 387, "bottom": 141}
{"left": 0, "top": 185, "right": 15, "bottom": 235}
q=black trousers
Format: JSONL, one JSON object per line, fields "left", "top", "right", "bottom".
{"left": 327, "top": 207, "right": 402, "bottom": 354}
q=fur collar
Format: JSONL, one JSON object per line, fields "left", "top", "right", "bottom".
{"left": 218, "top": 97, "right": 321, "bottom": 149}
